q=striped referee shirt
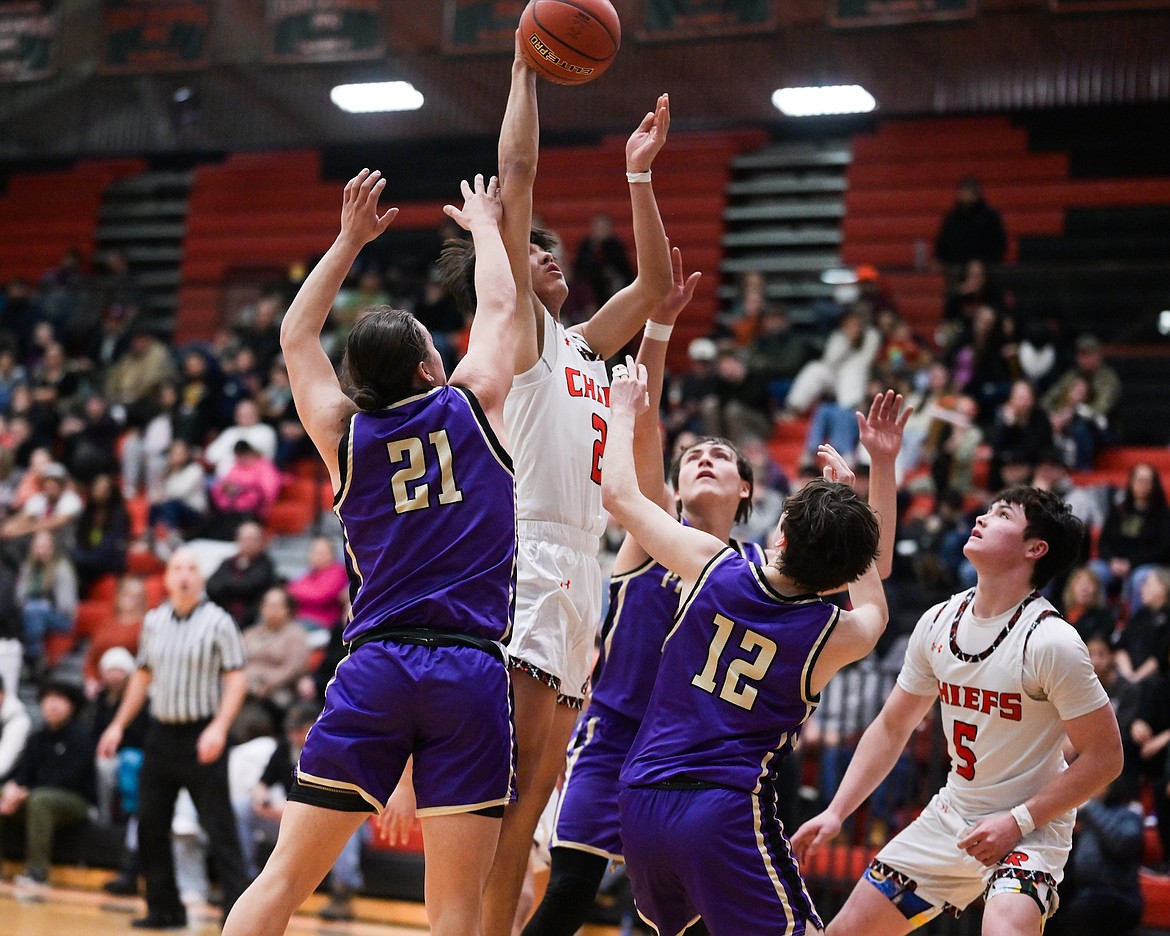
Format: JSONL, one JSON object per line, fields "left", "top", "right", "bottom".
{"left": 137, "top": 598, "right": 247, "bottom": 724}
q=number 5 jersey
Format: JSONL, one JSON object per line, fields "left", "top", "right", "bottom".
{"left": 334, "top": 384, "right": 516, "bottom": 646}
{"left": 621, "top": 547, "right": 840, "bottom": 792}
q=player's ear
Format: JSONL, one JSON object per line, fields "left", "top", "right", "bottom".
{"left": 1025, "top": 538, "right": 1049, "bottom": 560}
{"left": 417, "top": 359, "right": 438, "bottom": 387}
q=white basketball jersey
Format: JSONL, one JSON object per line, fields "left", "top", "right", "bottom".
{"left": 898, "top": 589, "right": 1108, "bottom": 818}
{"left": 505, "top": 307, "right": 609, "bottom": 539}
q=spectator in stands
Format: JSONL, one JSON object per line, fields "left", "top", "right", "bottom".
{"left": 36, "top": 248, "right": 86, "bottom": 339}
{"left": 1125, "top": 646, "right": 1170, "bottom": 862}
{"left": 745, "top": 304, "right": 816, "bottom": 411}
{"left": 60, "top": 394, "right": 121, "bottom": 482}
{"left": 120, "top": 383, "right": 177, "bottom": 500}
{"left": 238, "top": 702, "right": 365, "bottom": 921}
{"left": 29, "top": 341, "right": 79, "bottom": 411}
{"left": 239, "top": 587, "right": 310, "bottom": 734}
{"left": 0, "top": 280, "right": 42, "bottom": 363}
{"left": 1043, "top": 334, "right": 1121, "bottom": 442}
{"left": 259, "top": 362, "right": 312, "bottom": 470}
{"left": 1046, "top": 776, "right": 1144, "bottom": 936}
{"left": 15, "top": 529, "right": 78, "bottom": 671}
{"left": 91, "top": 645, "right": 149, "bottom": 897}
{"left": 942, "top": 259, "right": 1006, "bottom": 324}
{"left": 573, "top": 212, "right": 634, "bottom": 316}
{"left": 946, "top": 303, "right": 1018, "bottom": 418}
{"left": 784, "top": 309, "right": 881, "bottom": 420}
{"left": 9, "top": 378, "right": 59, "bottom": 455}
{"left": 986, "top": 379, "right": 1054, "bottom": 490}
{"left": 234, "top": 293, "right": 284, "bottom": 376}
{"left": 1016, "top": 316, "right": 1062, "bottom": 393}
{"left": 0, "top": 549, "right": 22, "bottom": 697}
{"left": 206, "top": 521, "right": 279, "bottom": 629}
{"left": 933, "top": 175, "right": 1008, "bottom": 285}
{"left": 219, "top": 346, "right": 265, "bottom": 426}
{"left": 0, "top": 340, "right": 27, "bottom": 415}
{"left": 147, "top": 439, "right": 208, "bottom": 544}
{"left": 0, "top": 680, "right": 94, "bottom": 888}
{"left": 82, "top": 577, "right": 148, "bottom": 696}
{"left": 1115, "top": 568, "right": 1170, "bottom": 683}
{"left": 872, "top": 310, "right": 924, "bottom": 386}
{"left": 732, "top": 434, "right": 788, "bottom": 547}
{"left": 1032, "top": 449, "right": 1109, "bottom": 533}
{"left": 104, "top": 327, "right": 177, "bottom": 427}
{"left": 207, "top": 440, "right": 282, "bottom": 537}
{"left": 330, "top": 269, "right": 390, "bottom": 351}
{"left": 1060, "top": 566, "right": 1118, "bottom": 644}
{"left": 701, "top": 346, "right": 773, "bottom": 445}
{"left": 415, "top": 266, "right": 467, "bottom": 373}
{"left": 1085, "top": 632, "right": 1137, "bottom": 731}
{"left": 0, "top": 678, "right": 30, "bottom": 783}
{"left": 1049, "top": 374, "right": 1111, "bottom": 470}
{"left": 711, "top": 269, "right": 767, "bottom": 346}
{"left": 663, "top": 338, "right": 720, "bottom": 442}
{"left": 1092, "top": 462, "right": 1170, "bottom": 603}
{"left": 204, "top": 398, "right": 278, "bottom": 478}
{"left": 70, "top": 473, "right": 130, "bottom": 595}
{"left": 285, "top": 536, "right": 348, "bottom": 647}
{"left": 173, "top": 350, "right": 222, "bottom": 446}
{"left": 0, "top": 461, "right": 83, "bottom": 544}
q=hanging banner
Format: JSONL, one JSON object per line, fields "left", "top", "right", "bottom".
{"left": 266, "top": 0, "right": 384, "bottom": 63}
{"left": 639, "top": 0, "right": 775, "bottom": 39}
{"left": 829, "top": 0, "right": 976, "bottom": 28}
{"left": 442, "top": 0, "right": 525, "bottom": 53}
{"left": 100, "top": 0, "right": 211, "bottom": 73}
{"left": 0, "top": 0, "right": 56, "bottom": 82}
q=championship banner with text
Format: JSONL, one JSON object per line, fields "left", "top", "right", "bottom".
{"left": 443, "top": 0, "right": 525, "bottom": 53}
{"left": 638, "top": 0, "right": 775, "bottom": 39}
{"left": 266, "top": 0, "right": 383, "bottom": 63}
{"left": 100, "top": 0, "right": 211, "bottom": 72}
{"left": 0, "top": 0, "right": 56, "bottom": 82}
{"left": 829, "top": 0, "right": 976, "bottom": 28}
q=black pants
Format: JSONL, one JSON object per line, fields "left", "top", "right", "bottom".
{"left": 138, "top": 720, "right": 249, "bottom": 917}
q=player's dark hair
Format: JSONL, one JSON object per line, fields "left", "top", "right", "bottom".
{"left": 777, "top": 479, "right": 879, "bottom": 594}
{"left": 438, "top": 228, "right": 558, "bottom": 319}
{"left": 668, "top": 436, "right": 754, "bottom": 525}
{"left": 993, "top": 485, "right": 1085, "bottom": 588}
{"left": 343, "top": 306, "right": 429, "bottom": 410}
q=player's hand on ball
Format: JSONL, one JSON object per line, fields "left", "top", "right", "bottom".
{"left": 610, "top": 355, "right": 649, "bottom": 417}
{"left": 444, "top": 173, "right": 502, "bottom": 232}
{"left": 340, "top": 168, "right": 398, "bottom": 246}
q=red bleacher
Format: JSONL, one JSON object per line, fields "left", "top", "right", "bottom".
{"left": 0, "top": 158, "right": 147, "bottom": 283}
{"left": 842, "top": 116, "right": 1170, "bottom": 337}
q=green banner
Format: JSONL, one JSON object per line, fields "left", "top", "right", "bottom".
{"left": 266, "top": 0, "right": 383, "bottom": 63}
{"left": 101, "top": 0, "right": 210, "bottom": 72}
{"left": 829, "top": 0, "right": 976, "bottom": 27}
{"left": 640, "top": 0, "right": 774, "bottom": 38}
{"left": 443, "top": 0, "right": 525, "bottom": 53}
{"left": 0, "top": 0, "right": 56, "bottom": 82}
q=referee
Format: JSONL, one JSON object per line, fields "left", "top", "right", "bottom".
{"left": 98, "top": 547, "right": 250, "bottom": 929}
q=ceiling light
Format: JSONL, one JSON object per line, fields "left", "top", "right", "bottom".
{"left": 820, "top": 268, "right": 859, "bottom": 285}
{"left": 331, "top": 81, "right": 424, "bottom": 114}
{"left": 772, "top": 85, "right": 876, "bottom": 117}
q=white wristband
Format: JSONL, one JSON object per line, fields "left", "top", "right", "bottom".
{"left": 1010, "top": 804, "right": 1035, "bottom": 837}
{"left": 643, "top": 320, "right": 673, "bottom": 341}
{"left": 626, "top": 170, "right": 652, "bottom": 184}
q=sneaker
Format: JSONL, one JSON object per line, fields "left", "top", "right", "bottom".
{"left": 103, "top": 872, "right": 139, "bottom": 896}
{"left": 318, "top": 894, "right": 355, "bottom": 922}
{"left": 130, "top": 909, "right": 188, "bottom": 929}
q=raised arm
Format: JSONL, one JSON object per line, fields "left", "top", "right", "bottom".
{"left": 602, "top": 359, "right": 725, "bottom": 585}
{"left": 613, "top": 248, "right": 701, "bottom": 573}
{"left": 445, "top": 174, "right": 516, "bottom": 438}
{"left": 858, "top": 390, "right": 911, "bottom": 580}
{"left": 280, "top": 169, "right": 398, "bottom": 488}
{"left": 791, "top": 685, "right": 936, "bottom": 861}
{"left": 574, "top": 94, "right": 674, "bottom": 359}
{"left": 498, "top": 40, "right": 542, "bottom": 375}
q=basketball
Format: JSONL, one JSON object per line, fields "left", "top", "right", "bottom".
{"left": 518, "top": 0, "right": 621, "bottom": 86}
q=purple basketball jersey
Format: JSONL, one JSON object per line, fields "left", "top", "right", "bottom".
{"left": 335, "top": 386, "right": 515, "bottom": 645}
{"left": 591, "top": 539, "right": 765, "bottom": 723}
{"left": 621, "top": 548, "right": 838, "bottom": 792}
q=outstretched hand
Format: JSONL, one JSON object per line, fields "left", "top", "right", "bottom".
{"left": 651, "top": 246, "right": 702, "bottom": 326}
{"left": 856, "top": 390, "right": 912, "bottom": 463}
{"left": 340, "top": 168, "right": 398, "bottom": 247}
{"left": 610, "top": 355, "right": 650, "bottom": 418}
{"left": 444, "top": 173, "right": 502, "bottom": 232}
{"left": 626, "top": 93, "right": 670, "bottom": 172}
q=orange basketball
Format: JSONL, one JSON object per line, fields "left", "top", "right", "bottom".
{"left": 518, "top": 0, "right": 621, "bottom": 86}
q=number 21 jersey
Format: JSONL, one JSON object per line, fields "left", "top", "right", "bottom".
{"left": 621, "top": 548, "right": 839, "bottom": 792}
{"left": 334, "top": 385, "right": 516, "bottom": 646}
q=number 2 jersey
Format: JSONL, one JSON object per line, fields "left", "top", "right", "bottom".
{"left": 897, "top": 589, "right": 1108, "bottom": 818}
{"left": 621, "top": 548, "right": 839, "bottom": 792}
{"left": 334, "top": 385, "right": 516, "bottom": 646}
